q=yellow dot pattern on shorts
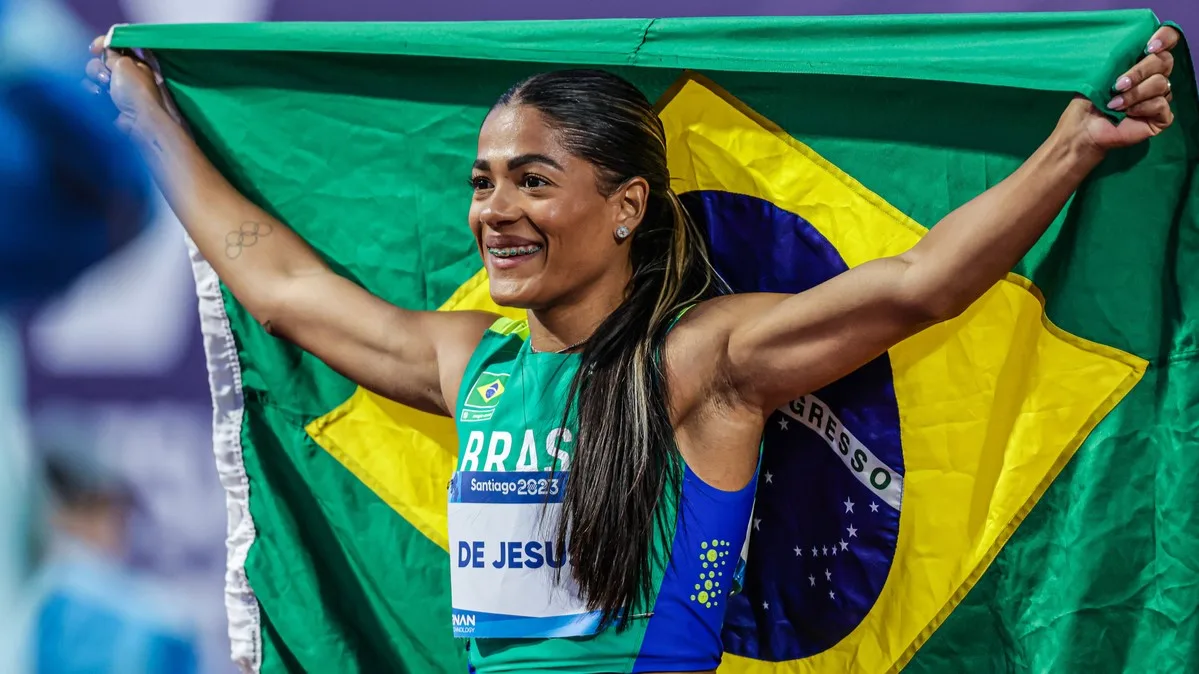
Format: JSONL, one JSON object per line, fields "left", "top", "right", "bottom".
{"left": 689, "top": 538, "right": 733, "bottom": 609}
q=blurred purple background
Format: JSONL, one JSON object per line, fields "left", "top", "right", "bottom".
{"left": 63, "top": 0, "right": 1198, "bottom": 32}
{"left": 6, "top": 1, "right": 1192, "bottom": 673}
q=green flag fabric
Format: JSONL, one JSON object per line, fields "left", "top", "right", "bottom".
{"left": 112, "top": 11, "right": 1198, "bottom": 674}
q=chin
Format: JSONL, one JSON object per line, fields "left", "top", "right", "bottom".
{"left": 487, "top": 277, "right": 543, "bottom": 310}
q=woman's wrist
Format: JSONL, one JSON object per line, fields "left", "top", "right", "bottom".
{"left": 127, "top": 106, "right": 198, "bottom": 203}
{"left": 1035, "top": 129, "right": 1106, "bottom": 191}
{"left": 1046, "top": 100, "right": 1110, "bottom": 176}
{"left": 133, "top": 107, "right": 178, "bottom": 149}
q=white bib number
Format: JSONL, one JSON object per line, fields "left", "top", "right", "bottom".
{"left": 448, "top": 471, "right": 603, "bottom": 639}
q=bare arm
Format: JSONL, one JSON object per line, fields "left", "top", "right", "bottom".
{"left": 92, "top": 45, "right": 494, "bottom": 414}
{"left": 714, "top": 29, "right": 1179, "bottom": 415}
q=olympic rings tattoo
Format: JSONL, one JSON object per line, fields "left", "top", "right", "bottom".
{"left": 225, "top": 221, "right": 273, "bottom": 259}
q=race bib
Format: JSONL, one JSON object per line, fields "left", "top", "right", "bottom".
{"left": 448, "top": 471, "right": 603, "bottom": 639}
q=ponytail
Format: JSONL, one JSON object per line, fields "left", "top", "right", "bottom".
{"left": 556, "top": 186, "right": 724, "bottom": 629}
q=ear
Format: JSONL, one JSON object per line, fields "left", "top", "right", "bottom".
{"left": 612, "top": 177, "right": 650, "bottom": 233}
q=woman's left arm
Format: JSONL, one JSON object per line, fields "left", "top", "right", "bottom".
{"left": 719, "top": 26, "right": 1181, "bottom": 415}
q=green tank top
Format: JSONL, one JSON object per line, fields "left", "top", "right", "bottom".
{"left": 449, "top": 317, "right": 759, "bottom": 674}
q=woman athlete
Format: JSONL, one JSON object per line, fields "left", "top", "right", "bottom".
{"left": 87, "top": 25, "right": 1180, "bottom": 674}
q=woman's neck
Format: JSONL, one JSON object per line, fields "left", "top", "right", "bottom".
{"left": 527, "top": 271, "right": 627, "bottom": 353}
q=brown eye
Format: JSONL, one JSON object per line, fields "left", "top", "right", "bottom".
{"left": 470, "top": 177, "right": 493, "bottom": 191}
{"left": 521, "top": 174, "right": 550, "bottom": 189}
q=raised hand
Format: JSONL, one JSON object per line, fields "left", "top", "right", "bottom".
{"left": 84, "top": 36, "right": 178, "bottom": 141}
{"left": 1067, "top": 25, "right": 1181, "bottom": 152}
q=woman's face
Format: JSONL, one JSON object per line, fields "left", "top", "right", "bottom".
{"left": 469, "top": 104, "right": 645, "bottom": 310}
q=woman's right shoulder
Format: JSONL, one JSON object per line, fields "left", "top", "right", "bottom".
{"left": 421, "top": 310, "right": 512, "bottom": 414}
{"left": 420, "top": 310, "right": 510, "bottom": 351}
{"left": 480, "top": 314, "right": 529, "bottom": 337}
{"left": 422, "top": 309, "right": 528, "bottom": 359}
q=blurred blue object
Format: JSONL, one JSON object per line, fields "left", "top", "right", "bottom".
{"left": 21, "top": 534, "right": 201, "bottom": 671}
{"left": 0, "top": 67, "right": 153, "bottom": 304}
{"left": 26, "top": 542, "right": 201, "bottom": 674}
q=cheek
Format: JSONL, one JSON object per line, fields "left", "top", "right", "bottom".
{"left": 533, "top": 199, "right": 603, "bottom": 244}
{"left": 466, "top": 204, "right": 483, "bottom": 239}
{"left": 542, "top": 222, "right": 613, "bottom": 275}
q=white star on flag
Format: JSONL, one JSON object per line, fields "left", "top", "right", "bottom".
{"left": 829, "top": 590, "right": 836, "bottom": 599}
{"left": 839, "top": 539, "right": 848, "bottom": 551}
{"left": 822, "top": 545, "right": 828, "bottom": 556}
{"left": 753, "top": 518, "right": 761, "bottom": 531}
{"left": 811, "top": 546, "right": 818, "bottom": 556}
{"left": 870, "top": 501, "right": 879, "bottom": 513}
{"left": 765, "top": 471, "right": 773, "bottom": 484}
{"left": 843, "top": 498, "right": 855, "bottom": 514}
{"left": 831, "top": 547, "right": 837, "bottom": 556}
{"left": 808, "top": 575, "right": 815, "bottom": 586}
{"left": 763, "top": 601, "right": 770, "bottom": 610}
{"left": 778, "top": 417, "right": 789, "bottom": 430}
{"left": 847, "top": 524, "right": 858, "bottom": 538}
{"left": 824, "top": 569, "right": 831, "bottom": 581}
{"left": 794, "top": 546, "right": 802, "bottom": 556}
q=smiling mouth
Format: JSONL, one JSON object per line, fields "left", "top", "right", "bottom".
{"left": 487, "top": 245, "right": 543, "bottom": 258}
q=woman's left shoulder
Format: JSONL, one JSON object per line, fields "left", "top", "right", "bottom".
{"left": 671, "top": 293, "right": 788, "bottom": 337}
{"left": 663, "top": 294, "right": 778, "bottom": 384}
{"left": 663, "top": 295, "right": 775, "bottom": 428}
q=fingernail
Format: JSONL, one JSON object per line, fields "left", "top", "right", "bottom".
{"left": 1107, "top": 95, "right": 1125, "bottom": 110}
{"left": 98, "top": 71, "right": 109, "bottom": 84}
{"left": 1146, "top": 38, "right": 1163, "bottom": 53}
{"left": 1114, "top": 76, "right": 1133, "bottom": 92}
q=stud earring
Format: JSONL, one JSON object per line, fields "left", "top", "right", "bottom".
{"left": 615, "top": 226, "right": 631, "bottom": 240}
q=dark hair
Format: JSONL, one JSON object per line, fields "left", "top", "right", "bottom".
{"left": 496, "top": 69, "right": 726, "bottom": 629}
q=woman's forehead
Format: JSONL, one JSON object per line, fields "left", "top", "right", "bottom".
{"left": 477, "top": 105, "right": 568, "bottom": 165}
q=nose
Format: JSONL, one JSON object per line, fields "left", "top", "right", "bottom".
{"left": 478, "top": 184, "right": 522, "bottom": 229}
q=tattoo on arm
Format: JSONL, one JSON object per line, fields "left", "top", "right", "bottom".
{"left": 224, "top": 221, "right": 274, "bottom": 259}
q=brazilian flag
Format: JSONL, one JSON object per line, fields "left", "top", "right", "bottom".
{"left": 112, "top": 10, "right": 1199, "bottom": 674}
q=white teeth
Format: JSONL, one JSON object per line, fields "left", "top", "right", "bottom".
{"left": 488, "top": 244, "right": 543, "bottom": 258}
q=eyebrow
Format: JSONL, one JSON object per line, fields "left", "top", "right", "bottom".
{"left": 473, "top": 153, "right": 564, "bottom": 173}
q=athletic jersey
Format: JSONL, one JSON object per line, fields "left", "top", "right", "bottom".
{"left": 449, "top": 316, "right": 758, "bottom": 674}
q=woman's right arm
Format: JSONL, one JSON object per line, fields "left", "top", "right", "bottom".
{"left": 89, "top": 44, "right": 496, "bottom": 416}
